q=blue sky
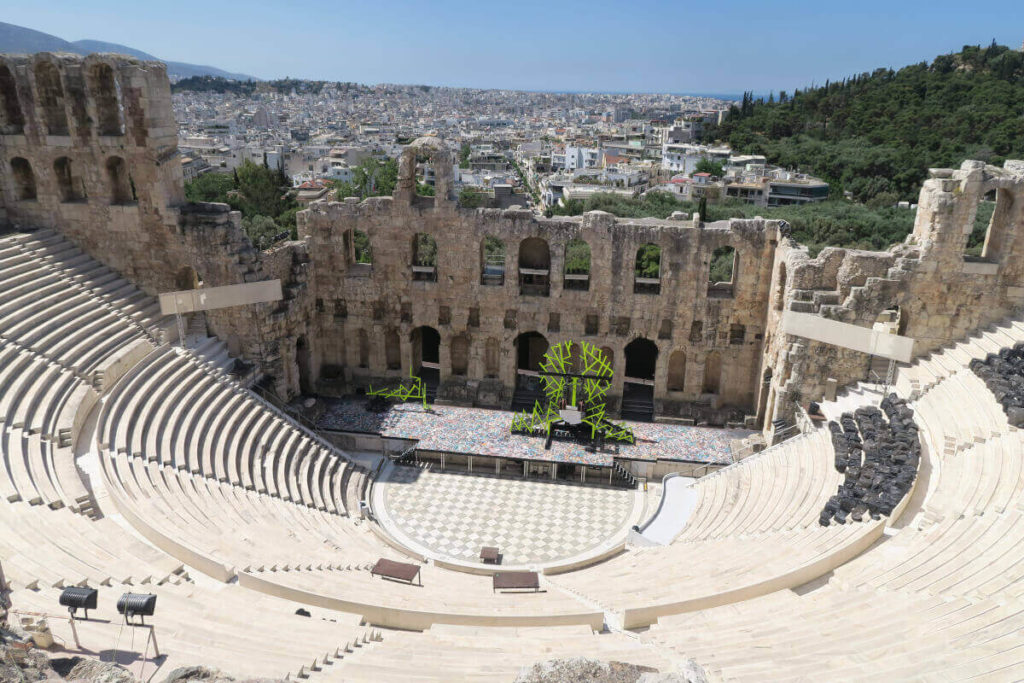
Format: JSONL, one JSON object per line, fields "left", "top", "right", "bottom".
{"left": 5, "top": 0, "right": 1023, "bottom": 94}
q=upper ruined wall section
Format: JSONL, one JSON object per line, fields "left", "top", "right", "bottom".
{"left": 762, "top": 159, "right": 1024, "bottom": 430}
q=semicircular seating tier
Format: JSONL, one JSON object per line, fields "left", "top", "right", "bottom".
{"left": 6, "top": 224, "right": 1024, "bottom": 679}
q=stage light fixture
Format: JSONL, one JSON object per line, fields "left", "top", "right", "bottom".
{"left": 117, "top": 592, "right": 157, "bottom": 625}
{"left": 59, "top": 586, "right": 98, "bottom": 620}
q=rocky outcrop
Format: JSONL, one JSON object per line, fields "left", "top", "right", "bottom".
{"left": 514, "top": 657, "right": 707, "bottom": 683}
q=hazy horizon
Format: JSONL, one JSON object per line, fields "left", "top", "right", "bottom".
{"left": 4, "top": 0, "right": 1022, "bottom": 94}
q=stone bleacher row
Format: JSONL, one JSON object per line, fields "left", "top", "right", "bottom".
{"left": 0, "top": 228, "right": 172, "bottom": 512}
{"left": 0, "top": 229, "right": 404, "bottom": 680}
{"left": 328, "top": 624, "right": 674, "bottom": 682}
{"left": 555, "top": 428, "right": 886, "bottom": 629}
{"left": 96, "top": 343, "right": 379, "bottom": 580}
{"left": 632, "top": 321, "right": 1024, "bottom": 680}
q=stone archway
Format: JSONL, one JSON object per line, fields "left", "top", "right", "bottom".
{"left": 411, "top": 325, "right": 441, "bottom": 388}
{"left": 623, "top": 337, "right": 658, "bottom": 421}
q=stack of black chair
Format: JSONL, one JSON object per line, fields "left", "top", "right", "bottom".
{"left": 970, "top": 342, "right": 1024, "bottom": 427}
{"left": 820, "top": 393, "right": 921, "bottom": 526}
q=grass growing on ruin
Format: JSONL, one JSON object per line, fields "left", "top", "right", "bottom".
{"left": 550, "top": 191, "right": 919, "bottom": 256}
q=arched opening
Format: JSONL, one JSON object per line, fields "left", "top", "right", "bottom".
{"left": 357, "top": 329, "right": 370, "bottom": 368}
{"left": 667, "top": 350, "right": 686, "bottom": 392}
{"left": 484, "top": 338, "right": 500, "bottom": 378}
{"left": 106, "top": 156, "right": 133, "bottom": 204}
{"left": 708, "top": 246, "right": 737, "bottom": 298}
{"left": 451, "top": 334, "right": 469, "bottom": 376}
{"left": 296, "top": 335, "right": 312, "bottom": 394}
{"left": 175, "top": 266, "right": 201, "bottom": 291}
{"left": 703, "top": 351, "right": 722, "bottom": 394}
{"left": 385, "top": 328, "right": 401, "bottom": 370}
{"left": 518, "top": 237, "right": 550, "bottom": 296}
{"left": 981, "top": 188, "right": 1015, "bottom": 261}
{"left": 512, "top": 331, "right": 548, "bottom": 409}
{"left": 53, "top": 156, "right": 85, "bottom": 202}
{"left": 34, "top": 62, "right": 68, "bottom": 136}
{"left": 600, "top": 346, "right": 614, "bottom": 374}
{"left": 624, "top": 338, "right": 658, "bottom": 381}
{"left": 0, "top": 65, "right": 24, "bottom": 134}
{"left": 515, "top": 331, "right": 548, "bottom": 374}
{"left": 10, "top": 157, "right": 36, "bottom": 200}
{"left": 411, "top": 326, "right": 441, "bottom": 389}
{"left": 352, "top": 229, "right": 372, "bottom": 263}
{"left": 563, "top": 238, "right": 591, "bottom": 291}
{"left": 481, "top": 236, "right": 506, "bottom": 286}
{"left": 634, "top": 243, "right": 661, "bottom": 295}
{"left": 623, "top": 337, "right": 658, "bottom": 421}
{"left": 89, "top": 63, "right": 122, "bottom": 136}
{"left": 411, "top": 233, "right": 437, "bottom": 282}
{"left": 774, "top": 262, "right": 787, "bottom": 311}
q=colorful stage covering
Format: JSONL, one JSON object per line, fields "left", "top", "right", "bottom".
{"left": 318, "top": 398, "right": 751, "bottom": 467}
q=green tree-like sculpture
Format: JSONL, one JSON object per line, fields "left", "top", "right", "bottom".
{"left": 511, "top": 340, "right": 634, "bottom": 445}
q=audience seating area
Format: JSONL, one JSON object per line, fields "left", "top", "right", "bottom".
{"left": 5, "top": 225, "right": 1024, "bottom": 679}
{"left": 557, "top": 428, "right": 885, "bottom": 628}
{"left": 639, "top": 327, "right": 1024, "bottom": 680}
{"left": 329, "top": 624, "right": 673, "bottom": 682}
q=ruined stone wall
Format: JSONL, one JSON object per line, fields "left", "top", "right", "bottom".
{"left": 761, "top": 160, "right": 1024, "bottom": 433}
{"left": 11, "top": 55, "right": 1024, "bottom": 425}
{"left": 0, "top": 53, "right": 309, "bottom": 397}
{"left": 299, "top": 139, "right": 781, "bottom": 420}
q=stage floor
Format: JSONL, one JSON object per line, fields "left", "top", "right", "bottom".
{"left": 318, "top": 398, "right": 752, "bottom": 467}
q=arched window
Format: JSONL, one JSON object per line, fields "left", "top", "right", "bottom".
{"left": 34, "top": 62, "right": 68, "bottom": 136}
{"left": 357, "top": 329, "right": 370, "bottom": 368}
{"left": 599, "top": 346, "right": 614, "bottom": 373}
{"left": 518, "top": 237, "right": 550, "bottom": 296}
{"left": 484, "top": 338, "right": 500, "bottom": 378}
{"left": 481, "top": 236, "right": 506, "bottom": 285}
{"left": 346, "top": 229, "right": 371, "bottom": 274}
{"left": 708, "top": 246, "right": 737, "bottom": 298}
{"left": 10, "top": 157, "right": 36, "bottom": 200}
{"left": 563, "top": 238, "right": 590, "bottom": 291}
{"left": 703, "top": 351, "right": 722, "bottom": 394}
{"left": 981, "top": 189, "right": 1016, "bottom": 261}
{"left": 53, "top": 156, "right": 84, "bottom": 202}
{"left": 451, "top": 334, "right": 469, "bottom": 376}
{"left": 411, "top": 233, "right": 437, "bottom": 282}
{"left": 668, "top": 350, "right": 686, "bottom": 392}
{"left": 634, "top": 243, "right": 661, "bottom": 294}
{"left": 89, "top": 63, "right": 122, "bottom": 136}
{"left": 624, "top": 338, "right": 658, "bottom": 381}
{"left": 0, "top": 64, "right": 24, "bottom": 134}
{"left": 106, "top": 156, "right": 133, "bottom": 204}
{"left": 385, "top": 328, "right": 401, "bottom": 370}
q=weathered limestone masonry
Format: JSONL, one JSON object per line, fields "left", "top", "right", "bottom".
{"left": 762, "top": 160, "right": 1024, "bottom": 434}
{"left": 7, "top": 54, "right": 1024, "bottom": 435}
{"left": 300, "top": 138, "right": 779, "bottom": 421}
{"left": 0, "top": 53, "right": 310, "bottom": 396}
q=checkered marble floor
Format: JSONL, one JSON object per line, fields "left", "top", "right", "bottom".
{"left": 377, "top": 465, "right": 640, "bottom": 566}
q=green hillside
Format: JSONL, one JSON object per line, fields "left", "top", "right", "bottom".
{"left": 707, "top": 42, "right": 1024, "bottom": 203}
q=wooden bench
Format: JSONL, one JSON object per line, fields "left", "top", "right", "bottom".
{"left": 493, "top": 571, "right": 539, "bottom": 593}
{"left": 371, "top": 558, "right": 422, "bottom": 585}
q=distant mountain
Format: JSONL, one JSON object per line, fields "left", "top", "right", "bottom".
{"left": 0, "top": 22, "right": 257, "bottom": 81}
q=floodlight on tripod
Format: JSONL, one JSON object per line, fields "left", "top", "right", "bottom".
{"left": 117, "top": 592, "right": 157, "bottom": 625}
{"left": 59, "top": 586, "right": 98, "bottom": 620}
